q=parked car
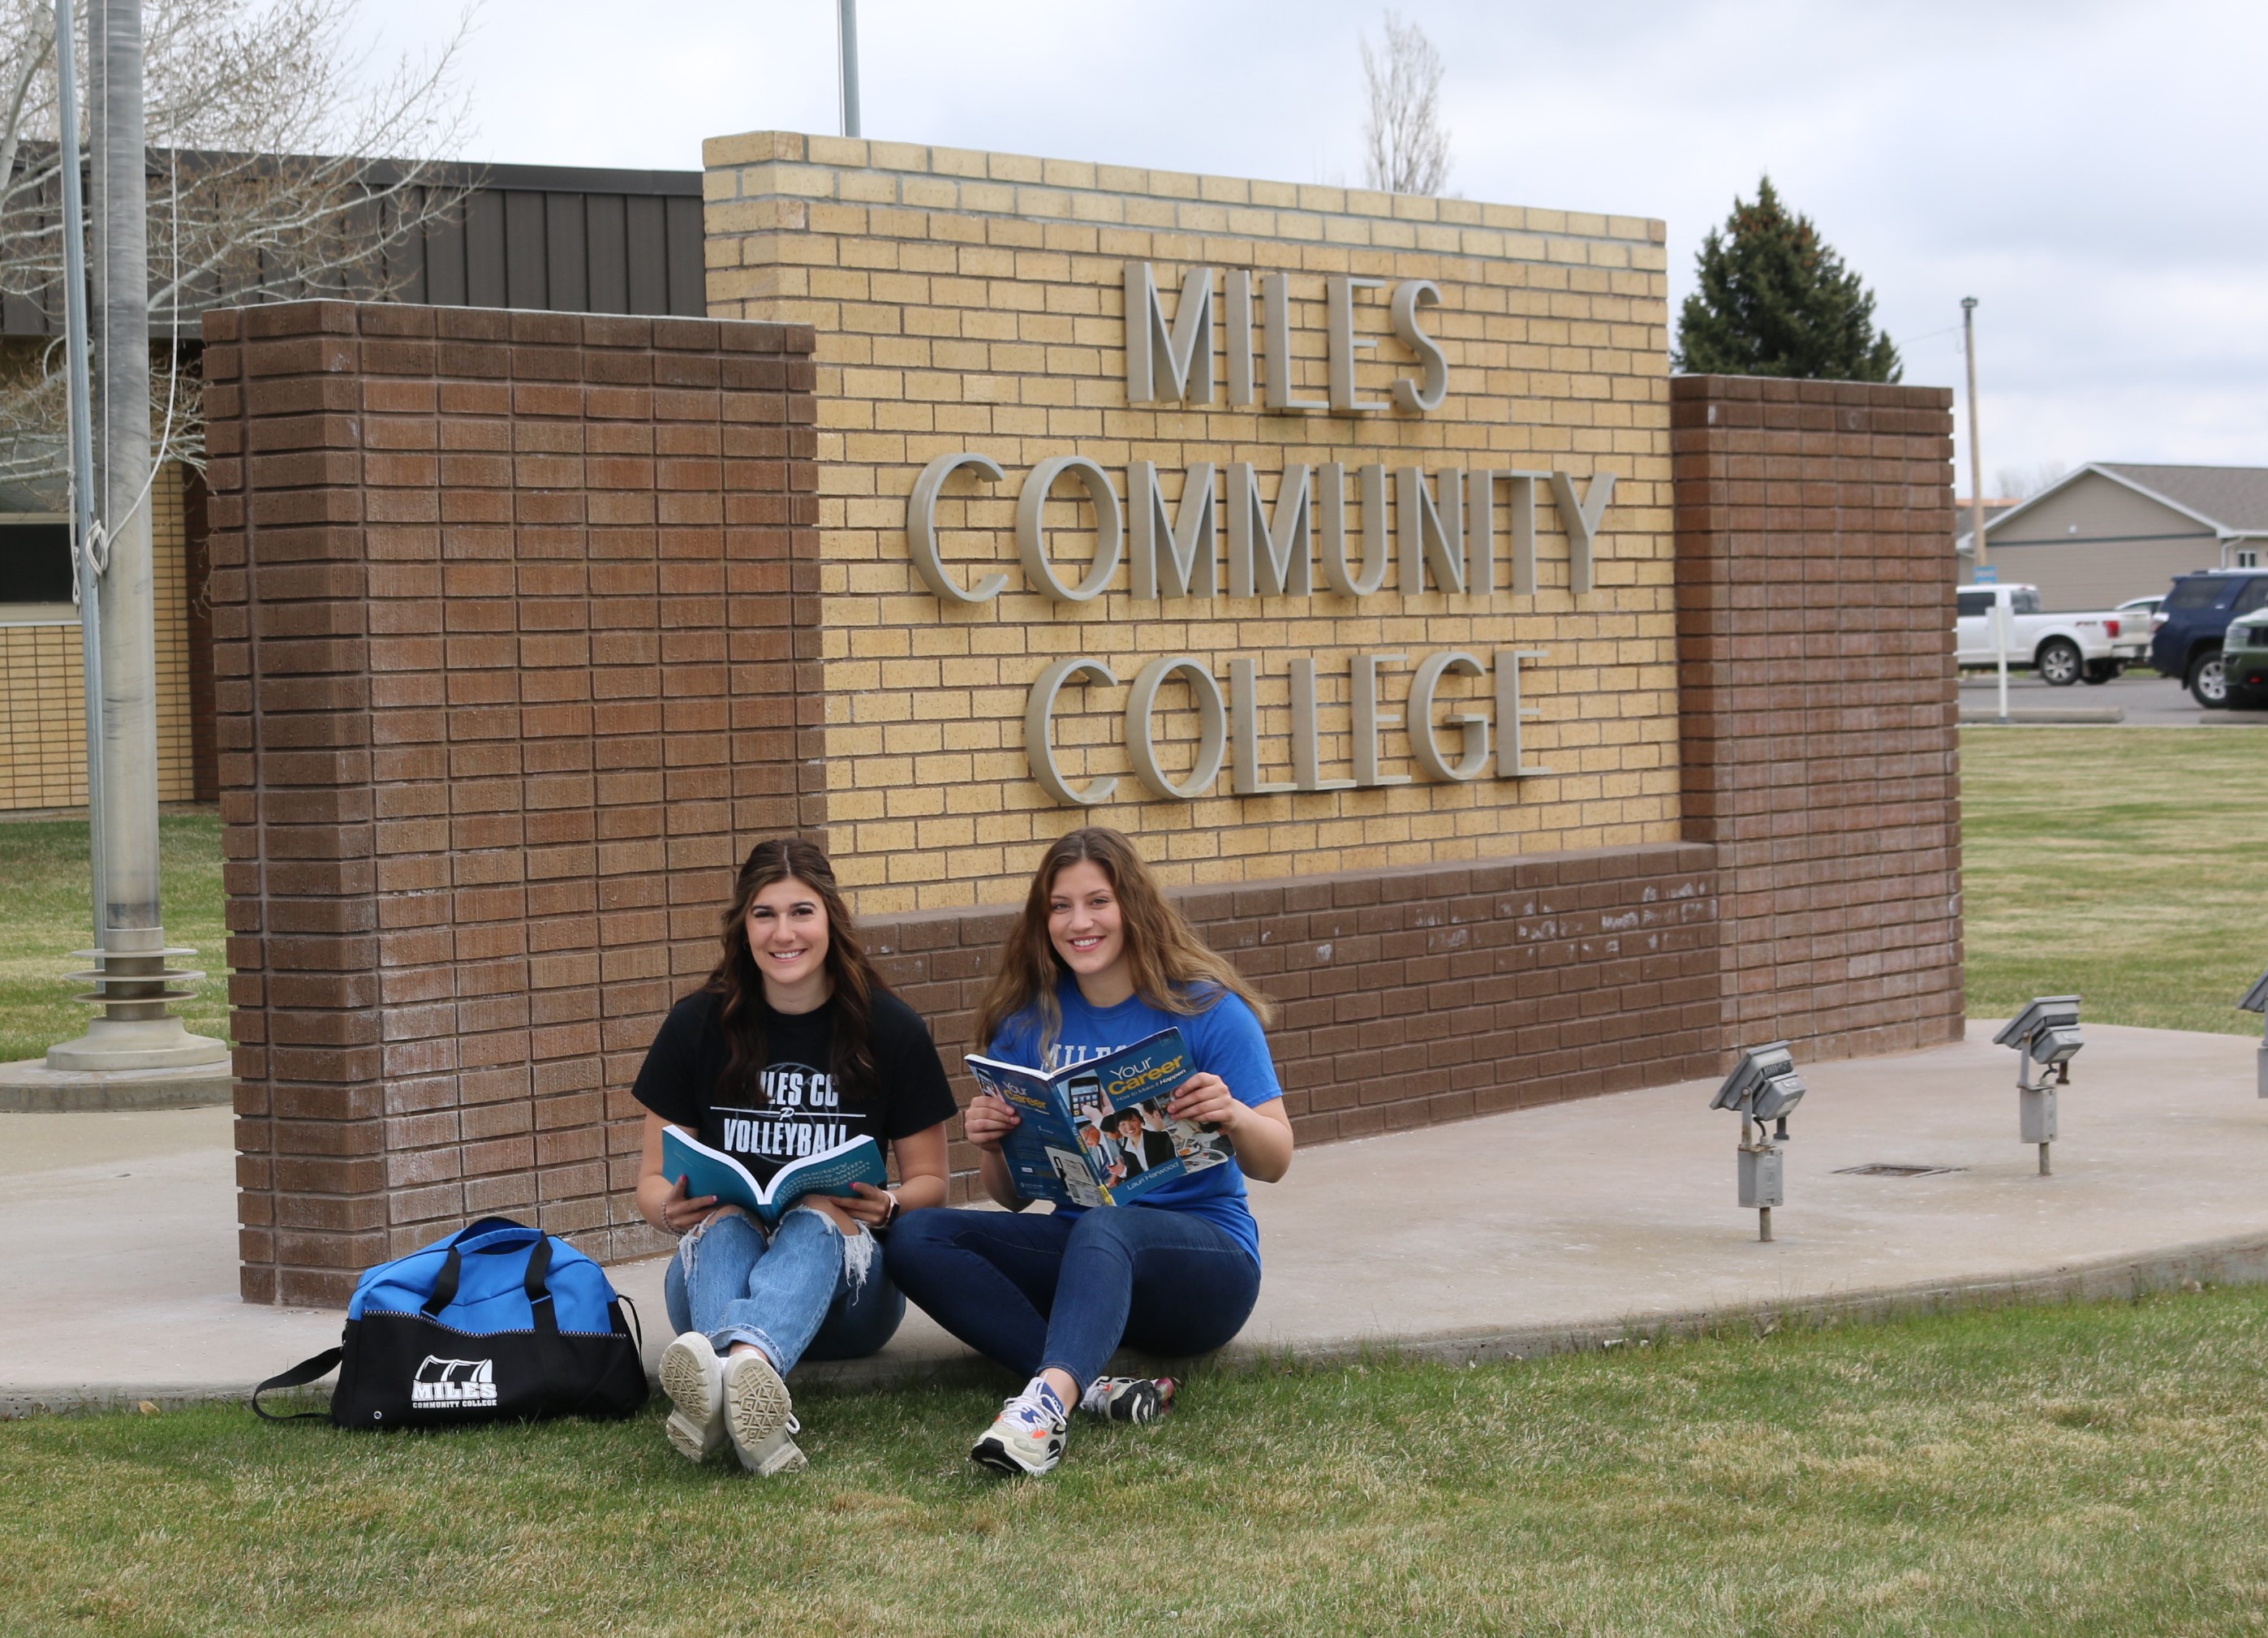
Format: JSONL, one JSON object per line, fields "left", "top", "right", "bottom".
{"left": 1954, "top": 584, "right": 2124, "bottom": 685}
{"left": 2111, "top": 596, "right": 2164, "bottom": 667}
{"left": 2221, "top": 610, "right": 2268, "bottom": 709}
{"left": 2147, "top": 571, "right": 2268, "bottom": 708}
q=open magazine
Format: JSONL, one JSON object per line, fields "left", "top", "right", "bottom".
{"left": 661, "top": 1126, "right": 885, "bottom": 1226}
{"left": 966, "top": 1026, "right": 1234, "bottom": 1209}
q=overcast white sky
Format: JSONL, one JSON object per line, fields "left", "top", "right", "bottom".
{"left": 355, "top": 0, "right": 2268, "bottom": 497}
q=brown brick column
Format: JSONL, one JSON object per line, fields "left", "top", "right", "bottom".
{"left": 1671, "top": 375, "right": 1964, "bottom": 1061}
{"left": 203, "top": 300, "right": 819, "bottom": 1305}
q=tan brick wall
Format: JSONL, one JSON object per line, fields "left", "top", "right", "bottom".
{"left": 703, "top": 132, "right": 1677, "bottom": 913}
{"left": 0, "top": 618, "right": 87, "bottom": 806}
{"left": 0, "top": 466, "right": 198, "bottom": 810}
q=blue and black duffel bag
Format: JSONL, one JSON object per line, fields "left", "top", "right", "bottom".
{"left": 254, "top": 1217, "right": 648, "bottom": 1429}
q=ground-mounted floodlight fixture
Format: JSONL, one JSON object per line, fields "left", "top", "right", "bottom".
{"left": 1992, "top": 996, "right": 2082, "bottom": 1176}
{"left": 1711, "top": 1041, "right": 1806, "bottom": 1242}
{"left": 2240, "top": 972, "right": 2268, "bottom": 1099}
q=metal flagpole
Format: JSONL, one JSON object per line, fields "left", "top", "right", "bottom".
{"left": 54, "top": 0, "right": 104, "bottom": 945}
{"left": 44, "top": 0, "right": 226, "bottom": 1075}
{"left": 837, "top": 0, "right": 861, "bottom": 138}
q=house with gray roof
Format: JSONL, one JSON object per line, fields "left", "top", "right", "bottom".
{"left": 1957, "top": 463, "right": 2268, "bottom": 610}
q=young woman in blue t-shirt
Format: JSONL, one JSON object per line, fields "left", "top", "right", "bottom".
{"left": 888, "top": 826, "right": 1294, "bottom": 1476}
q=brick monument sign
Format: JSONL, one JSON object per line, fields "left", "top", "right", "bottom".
{"left": 206, "top": 137, "right": 1959, "bottom": 1306}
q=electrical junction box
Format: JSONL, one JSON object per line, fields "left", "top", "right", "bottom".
{"left": 1737, "top": 1144, "right": 1784, "bottom": 1209}
{"left": 2020, "top": 1085, "right": 2059, "bottom": 1145}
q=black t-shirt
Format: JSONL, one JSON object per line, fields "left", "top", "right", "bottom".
{"left": 631, "top": 986, "right": 957, "bottom": 1188}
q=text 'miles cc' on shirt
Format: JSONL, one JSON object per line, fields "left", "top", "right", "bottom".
{"left": 632, "top": 987, "right": 957, "bottom": 1189}
{"left": 989, "top": 977, "right": 1282, "bottom": 1267}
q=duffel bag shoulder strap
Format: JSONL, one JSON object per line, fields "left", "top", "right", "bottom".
{"left": 252, "top": 1347, "right": 343, "bottom": 1422}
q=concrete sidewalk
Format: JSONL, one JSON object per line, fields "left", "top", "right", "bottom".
{"left": 7, "top": 1021, "right": 2268, "bottom": 1416}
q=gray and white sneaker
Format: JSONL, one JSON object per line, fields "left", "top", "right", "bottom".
{"left": 1078, "top": 1374, "right": 1178, "bottom": 1424}
{"left": 971, "top": 1377, "right": 1069, "bottom": 1476}
{"left": 658, "top": 1333, "right": 728, "bottom": 1463}
{"left": 723, "top": 1350, "right": 805, "bottom": 1476}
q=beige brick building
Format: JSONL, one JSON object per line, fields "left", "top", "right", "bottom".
{"left": 0, "top": 468, "right": 204, "bottom": 810}
{"left": 701, "top": 132, "right": 1676, "bottom": 913}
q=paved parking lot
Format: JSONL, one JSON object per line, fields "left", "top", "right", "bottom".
{"left": 1960, "top": 669, "right": 2268, "bottom": 726}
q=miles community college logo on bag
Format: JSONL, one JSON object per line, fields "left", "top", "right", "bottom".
{"left": 254, "top": 1218, "right": 647, "bottom": 1430}
{"left": 412, "top": 1356, "right": 500, "bottom": 1409}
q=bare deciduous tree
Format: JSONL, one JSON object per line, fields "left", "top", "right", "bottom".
{"left": 1994, "top": 459, "right": 2072, "bottom": 501}
{"left": 0, "top": 0, "right": 472, "bottom": 499}
{"left": 1361, "top": 10, "right": 1450, "bottom": 197}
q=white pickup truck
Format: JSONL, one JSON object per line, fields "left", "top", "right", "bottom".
{"left": 1954, "top": 584, "right": 2126, "bottom": 686}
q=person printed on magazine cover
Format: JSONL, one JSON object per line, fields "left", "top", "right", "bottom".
{"left": 1078, "top": 1120, "right": 1123, "bottom": 1183}
{"left": 1108, "top": 1108, "right": 1155, "bottom": 1177}
{"left": 887, "top": 825, "right": 1294, "bottom": 1476}
{"left": 632, "top": 838, "right": 956, "bottom": 1476}
{"left": 1134, "top": 1101, "right": 1180, "bottom": 1170}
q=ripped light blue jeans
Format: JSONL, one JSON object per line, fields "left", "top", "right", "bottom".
{"left": 662, "top": 1207, "right": 905, "bottom": 1374}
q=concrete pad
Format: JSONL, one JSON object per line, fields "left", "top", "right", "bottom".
{"left": 0, "top": 1056, "right": 235, "bottom": 1113}
{"left": 8, "top": 1022, "right": 2268, "bottom": 1415}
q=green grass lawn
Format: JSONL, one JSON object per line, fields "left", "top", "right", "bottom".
{"left": 7, "top": 1292, "right": 2268, "bottom": 1635}
{"left": 0, "top": 813, "right": 229, "bottom": 1062}
{"left": 1960, "top": 729, "right": 2268, "bottom": 1036}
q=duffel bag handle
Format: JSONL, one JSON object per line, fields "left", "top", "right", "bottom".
{"left": 419, "top": 1230, "right": 559, "bottom": 1334}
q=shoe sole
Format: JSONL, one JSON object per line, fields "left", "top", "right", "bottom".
{"left": 725, "top": 1354, "right": 805, "bottom": 1476}
{"left": 971, "top": 1430, "right": 1061, "bottom": 1476}
{"left": 658, "top": 1338, "right": 726, "bottom": 1463}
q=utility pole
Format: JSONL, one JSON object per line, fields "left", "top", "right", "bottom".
{"left": 43, "top": 0, "right": 226, "bottom": 1077}
{"left": 1962, "top": 296, "right": 1986, "bottom": 574}
{"left": 1961, "top": 296, "right": 2009, "bottom": 724}
{"left": 837, "top": 0, "right": 861, "bottom": 138}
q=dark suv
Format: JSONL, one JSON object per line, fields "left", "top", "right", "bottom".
{"left": 2150, "top": 571, "right": 2268, "bottom": 708}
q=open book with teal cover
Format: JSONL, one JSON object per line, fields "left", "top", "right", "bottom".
{"left": 965, "top": 1025, "right": 1233, "bottom": 1209}
{"left": 661, "top": 1126, "right": 886, "bottom": 1225}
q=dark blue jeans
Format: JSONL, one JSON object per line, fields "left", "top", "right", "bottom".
{"left": 886, "top": 1205, "right": 1262, "bottom": 1390}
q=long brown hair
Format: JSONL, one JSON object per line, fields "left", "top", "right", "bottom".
{"left": 707, "top": 838, "right": 881, "bottom": 1109}
{"left": 975, "top": 826, "right": 1273, "bottom": 1055}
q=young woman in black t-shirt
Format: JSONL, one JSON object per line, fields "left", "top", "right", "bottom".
{"left": 632, "top": 838, "right": 957, "bottom": 1475}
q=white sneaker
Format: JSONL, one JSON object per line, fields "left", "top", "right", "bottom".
{"left": 971, "top": 1377, "right": 1069, "bottom": 1476}
{"left": 723, "top": 1350, "right": 805, "bottom": 1476}
{"left": 658, "top": 1333, "right": 727, "bottom": 1463}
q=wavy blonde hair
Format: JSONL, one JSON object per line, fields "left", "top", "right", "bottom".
{"left": 976, "top": 827, "right": 1273, "bottom": 1055}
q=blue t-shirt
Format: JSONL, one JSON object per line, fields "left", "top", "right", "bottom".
{"left": 990, "top": 979, "right": 1282, "bottom": 1265}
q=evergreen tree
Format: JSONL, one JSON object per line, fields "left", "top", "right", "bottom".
{"left": 1674, "top": 177, "right": 1902, "bottom": 382}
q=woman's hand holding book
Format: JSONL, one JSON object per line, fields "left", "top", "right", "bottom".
{"left": 963, "top": 1091, "right": 1022, "bottom": 1154}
